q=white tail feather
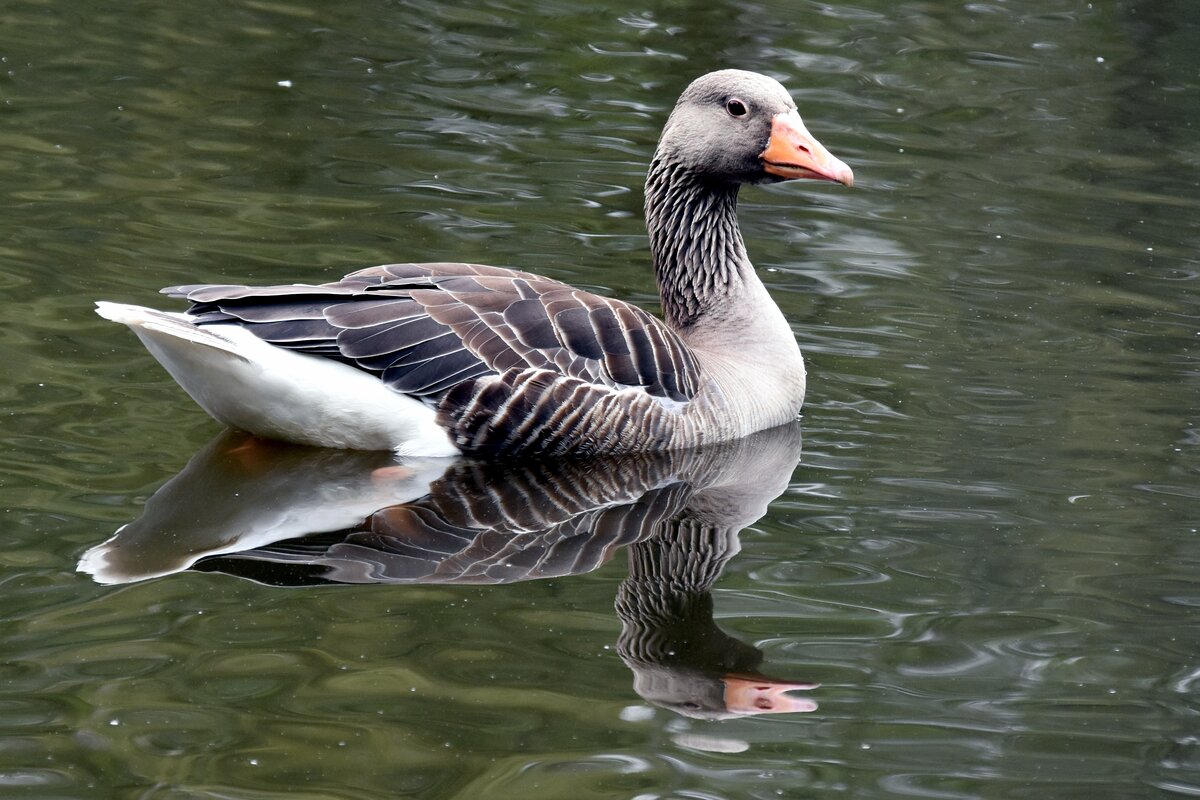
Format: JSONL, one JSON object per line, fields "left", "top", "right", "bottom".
{"left": 96, "top": 301, "right": 460, "bottom": 455}
{"left": 95, "top": 302, "right": 248, "bottom": 358}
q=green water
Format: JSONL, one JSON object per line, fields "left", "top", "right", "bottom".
{"left": 2, "top": 0, "right": 1198, "bottom": 797}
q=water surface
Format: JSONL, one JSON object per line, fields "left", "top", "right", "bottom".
{"left": 1, "top": 1, "right": 1198, "bottom": 798}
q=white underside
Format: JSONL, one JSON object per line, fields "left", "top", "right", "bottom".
{"left": 96, "top": 302, "right": 460, "bottom": 456}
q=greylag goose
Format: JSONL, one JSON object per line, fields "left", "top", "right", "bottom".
{"left": 96, "top": 70, "right": 852, "bottom": 457}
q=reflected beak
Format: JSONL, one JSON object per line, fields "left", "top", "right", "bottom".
{"left": 760, "top": 111, "right": 854, "bottom": 187}
{"left": 722, "top": 674, "right": 820, "bottom": 715}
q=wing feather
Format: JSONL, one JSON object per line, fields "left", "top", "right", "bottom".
{"left": 167, "top": 262, "right": 701, "bottom": 411}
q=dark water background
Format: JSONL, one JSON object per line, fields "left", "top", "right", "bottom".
{"left": 2, "top": 0, "right": 1198, "bottom": 797}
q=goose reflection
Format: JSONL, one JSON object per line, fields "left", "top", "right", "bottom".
{"left": 81, "top": 422, "right": 815, "bottom": 719}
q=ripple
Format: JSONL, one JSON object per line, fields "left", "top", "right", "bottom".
{"left": 1, "top": 0, "right": 1198, "bottom": 798}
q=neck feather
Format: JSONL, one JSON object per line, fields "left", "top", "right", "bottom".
{"left": 645, "top": 157, "right": 751, "bottom": 330}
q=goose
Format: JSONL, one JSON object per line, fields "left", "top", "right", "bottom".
{"left": 96, "top": 69, "right": 852, "bottom": 457}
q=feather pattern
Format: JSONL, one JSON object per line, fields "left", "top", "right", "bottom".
{"left": 166, "top": 261, "right": 704, "bottom": 455}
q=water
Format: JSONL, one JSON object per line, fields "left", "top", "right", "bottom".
{"left": 2, "top": 0, "right": 1198, "bottom": 797}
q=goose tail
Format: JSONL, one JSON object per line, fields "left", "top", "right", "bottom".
{"left": 95, "top": 302, "right": 460, "bottom": 456}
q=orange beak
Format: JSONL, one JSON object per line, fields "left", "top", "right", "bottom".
{"left": 760, "top": 110, "right": 854, "bottom": 187}
{"left": 722, "top": 674, "right": 819, "bottom": 715}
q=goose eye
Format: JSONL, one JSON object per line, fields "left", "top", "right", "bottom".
{"left": 725, "top": 98, "right": 748, "bottom": 117}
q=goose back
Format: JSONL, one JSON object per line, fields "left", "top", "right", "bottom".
{"left": 169, "top": 262, "right": 704, "bottom": 455}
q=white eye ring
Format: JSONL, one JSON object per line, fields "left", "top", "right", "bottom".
{"left": 725, "top": 98, "right": 748, "bottom": 117}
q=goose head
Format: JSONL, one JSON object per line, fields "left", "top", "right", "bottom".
{"left": 654, "top": 69, "right": 853, "bottom": 187}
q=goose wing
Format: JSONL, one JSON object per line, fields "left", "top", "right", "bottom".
{"left": 167, "top": 262, "right": 700, "bottom": 405}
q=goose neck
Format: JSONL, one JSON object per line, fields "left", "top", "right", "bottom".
{"left": 645, "top": 158, "right": 752, "bottom": 331}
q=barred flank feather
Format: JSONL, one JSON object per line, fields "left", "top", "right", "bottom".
{"left": 168, "top": 260, "right": 705, "bottom": 455}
